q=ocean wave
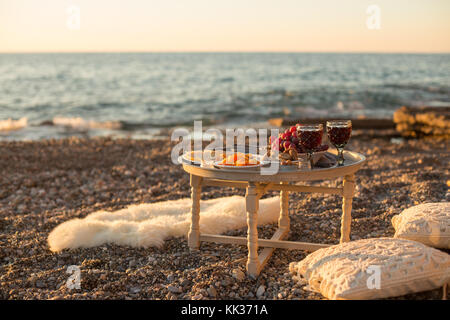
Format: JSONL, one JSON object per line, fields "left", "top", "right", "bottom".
{"left": 52, "top": 117, "right": 122, "bottom": 130}
{"left": 0, "top": 117, "right": 28, "bottom": 131}
{"left": 382, "top": 83, "right": 450, "bottom": 94}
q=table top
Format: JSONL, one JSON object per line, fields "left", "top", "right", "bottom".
{"left": 182, "top": 151, "right": 366, "bottom": 183}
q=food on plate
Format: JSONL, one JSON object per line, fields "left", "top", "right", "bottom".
{"left": 184, "top": 150, "right": 225, "bottom": 163}
{"left": 219, "top": 152, "right": 260, "bottom": 166}
{"left": 275, "top": 145, "right": 298, "bottom": 165}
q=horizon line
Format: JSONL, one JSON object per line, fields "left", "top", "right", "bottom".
{"left": 1, "top": 50, "right": 450, "bottom": 55}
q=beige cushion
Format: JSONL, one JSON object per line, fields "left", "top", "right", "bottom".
{"left": 289, "top": 238, "right": 450, "bottom": 300}
{"left": 392, "top": 202, "right": 450, "bottom": 249}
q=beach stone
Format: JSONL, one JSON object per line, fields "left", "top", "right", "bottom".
{"left": 256, "top": 285, "right": 265, "bottom": 297}
{"left": 128, "top": 259, "right": 137, "bottom": 268}
{"left": 167, "top": 285, "right": 181, "bottom": 293}
{"left": 221, "top": 278, "right": 231, "bottom": 286}
{"left": 207, "top": 286, "right": 217, "bottom": 298}
{"left": 180, "top": 279, "right": 190, "bottom": 287}
{"left": 232, "top": 269, "right": 245, "bottom": 282}
{"left": 167, "top": 274, "right": 175, "bottom": 282}
{"left": 129, "top": 286, "right": 141, "bottom": 294}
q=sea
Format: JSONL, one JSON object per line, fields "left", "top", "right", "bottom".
{"left": 0, "top": 52, "right": 449, "bottom": 140}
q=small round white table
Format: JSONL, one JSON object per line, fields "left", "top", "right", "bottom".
{"left": 182, "top": 151, "right": 366, "bottom": 278}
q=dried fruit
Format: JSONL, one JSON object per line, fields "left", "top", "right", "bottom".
{"left": 289, "top": 148, "right": 298, "bottom": 159}
{"left": 279, "top": 152, "right": 291, "bottom": 160}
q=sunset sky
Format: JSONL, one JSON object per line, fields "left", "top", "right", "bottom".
{"left": 0, "top": 0, "right": 449, "bottom": 53}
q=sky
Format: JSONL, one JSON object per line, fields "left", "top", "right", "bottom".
{"left": 0, "top": 0, "right": 449, "bottom": 53}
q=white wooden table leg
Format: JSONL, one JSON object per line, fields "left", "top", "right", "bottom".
{"left": 278, "top": 181, "right": 290, "bottom": 232}
{"left": 340, "top": 174, "right": 355, "bottom": 243}
{"left": 246, "top": 182, "right": 260, "bottom": 277}
{"left": 188, "top": 174, "right": 202, "bottom": 251}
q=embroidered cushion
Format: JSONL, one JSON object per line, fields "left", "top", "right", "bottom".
{"left": 392, "top": 202, "right": 450, "bottom": 249}
{"left": 289, "top": 238, "right": 450, "bottom": 300}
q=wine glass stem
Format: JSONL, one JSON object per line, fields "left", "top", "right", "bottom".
{"left": 308, "top": 152, "right": 314, "bottom": 170}
{"left": 337, "top": 147, "right": 344, "bottom": 166}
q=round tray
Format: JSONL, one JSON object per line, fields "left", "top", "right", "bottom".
{"left": 182, "top": 151, "right": 366, "bottom": 183}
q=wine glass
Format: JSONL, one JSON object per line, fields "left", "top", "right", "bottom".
{"left": 297, "top": 124, "right": 323, "bottom": 169}
{"left": 326, "top": 120, "right": 352, "bottom": 166}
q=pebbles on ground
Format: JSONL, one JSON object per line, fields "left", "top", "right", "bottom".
{"left": 0, "top": 134, "right": 448, "bottom": 300}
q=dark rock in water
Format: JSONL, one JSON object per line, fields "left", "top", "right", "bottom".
{"left": 40, "top": 120, "right": 54, "bottom": 126}
{"left": 393, "top": 106, "right": 450, "bottom": 138}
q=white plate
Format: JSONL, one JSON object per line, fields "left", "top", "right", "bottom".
{"left": 181, "top": 151, "right": 202, "bottom": 165}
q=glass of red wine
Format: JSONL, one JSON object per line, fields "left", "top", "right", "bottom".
{"left": 326, "top": 120, "right": 352, "bottom": 166}
{"left": 297, "top": 124, "right": 323, "bottom": 169}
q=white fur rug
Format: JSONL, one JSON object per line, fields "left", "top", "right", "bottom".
{"left": 48, "top": 196, "right": 280, "bottom": 252}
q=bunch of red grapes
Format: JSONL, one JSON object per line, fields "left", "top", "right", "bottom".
{"left": 270, "top": 124, "right": 328, "bottom": 154}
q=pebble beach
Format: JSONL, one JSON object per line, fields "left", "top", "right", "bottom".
{"left": 1, "top": 131, "right": 449, "bottom": 300}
